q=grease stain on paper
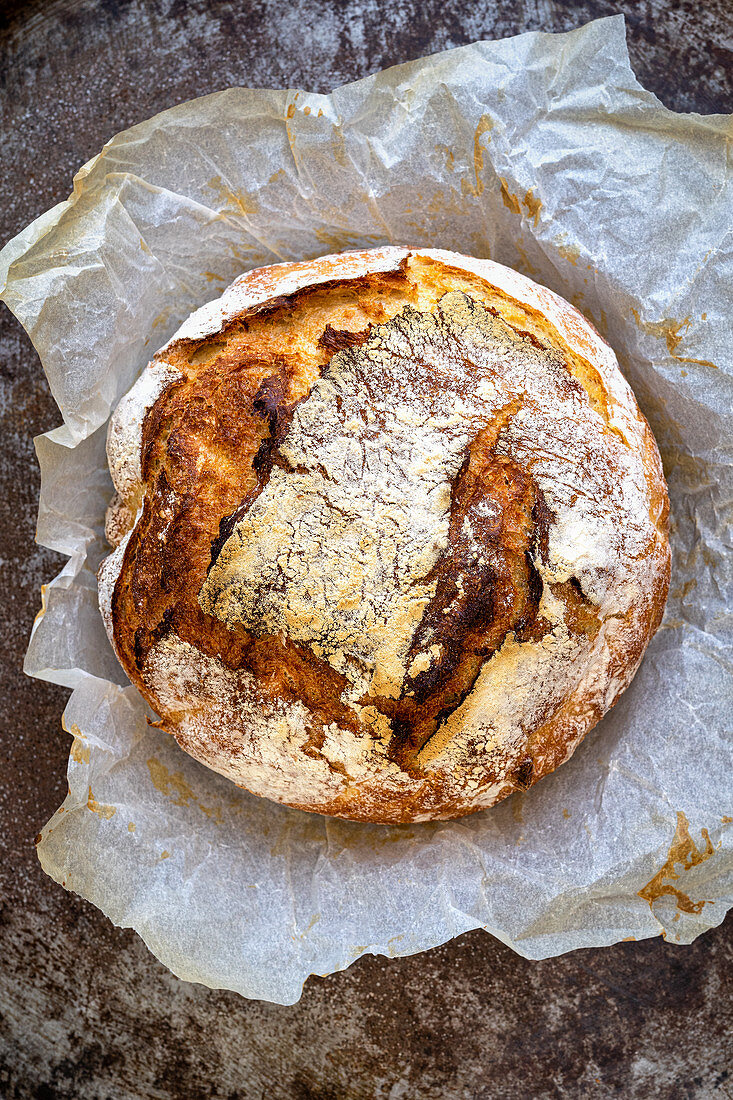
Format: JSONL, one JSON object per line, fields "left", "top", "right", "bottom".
{"left": 638, "top": 812, "right": 716, "bottom": 924}
{"left": 313, "top": 228, "right": 384, "bottom": 252}
{"left": 87, "top": 787, "right": 116, "bottom": 820}
{"left": 205, "top": 176, "right": 260, "bottom": 220}
{"left": 32, "top": 583, "right": 48, "bottom": 631}
{"left": 499, "top": 178, "right": 521, "bottom": 214}
{"left": 671, "top": 577, "right": 697, "bottom": 601}
{"left": 523, "top": 189, "right": 542, "bottom": 225}
{"left": 70, "top": 738, "right": 90, "bottom": 765}
{"left": 146, "top": 757, "right": 224, "bottom": 824}
{"left": 67, "top": 722, "right": 90, "bottom": 764}
{"left": 630, "top": 309, "right": 718, "bottom": 369}
{"left": 499, "top": 179, "right": 543, "bottom": 226}
{"left": 554, "top": 234, "right": 581, "bottom": 265}
{"left": 472, "top": 115, "right": 494, "bottom": 196}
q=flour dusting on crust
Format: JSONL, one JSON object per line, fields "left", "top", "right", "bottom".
{"left": 107, "top": 360, "right": 182, "bottom": 508}
{"left": 99, "top": 248, "right": 670, "bottom": 823}
{"left": 200, "top": 292, "right": 651, "bottom": 707}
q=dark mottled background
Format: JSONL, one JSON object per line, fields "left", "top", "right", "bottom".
{"left": 1, "top": 1, "right": 731, "bottom": 1097}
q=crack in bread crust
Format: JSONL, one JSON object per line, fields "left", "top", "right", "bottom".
{"left": 101, "top": 249, "right": 671, "bottom": 823}
{"left": 384, "top": 436, "right": 550, "bottom": 770}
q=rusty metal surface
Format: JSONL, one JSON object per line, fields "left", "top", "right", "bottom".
{"left": 0, "top": 1, "right": 731, "bottom": 1097}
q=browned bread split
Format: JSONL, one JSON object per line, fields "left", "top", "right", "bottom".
{"left": 99, "top": 248, "right": 670, "bottom": 823}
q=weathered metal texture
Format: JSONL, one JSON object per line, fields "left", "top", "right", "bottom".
{"left": 1, "top": 2, "right": 731, "bottom": 1096}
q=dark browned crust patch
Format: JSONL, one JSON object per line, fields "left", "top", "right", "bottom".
{"left": 382, "top": 422, "right": 550, "bottom": 771}
{"left": 209, "top": 369, "right": 305, "bottom": 568}
{"left": 318, "top": 325, "right": 372, "bottom": 352}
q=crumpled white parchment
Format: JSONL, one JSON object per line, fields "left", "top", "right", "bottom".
{"left": 1, "top": 15, "right": 731, "bottom": 1004}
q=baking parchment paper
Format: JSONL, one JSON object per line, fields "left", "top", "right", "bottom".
{"left": 2, "top": 15, "right": 731, "bottom": 1004}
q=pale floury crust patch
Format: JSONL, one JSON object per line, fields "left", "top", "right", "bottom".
{"left": 199, "top": 291, "right": 651, "bottom": 712}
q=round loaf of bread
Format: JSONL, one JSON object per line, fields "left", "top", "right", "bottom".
{"left": 99, "top": 247, "right": 670, "bottom": 823}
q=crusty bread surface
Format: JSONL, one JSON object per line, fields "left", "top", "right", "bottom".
{"left": 99, "top": 247, "right": 670, "bottom": 823}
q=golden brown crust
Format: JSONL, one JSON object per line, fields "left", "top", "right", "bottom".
{"left": 101, "top": 249, "right": 671, "bottom": 823}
